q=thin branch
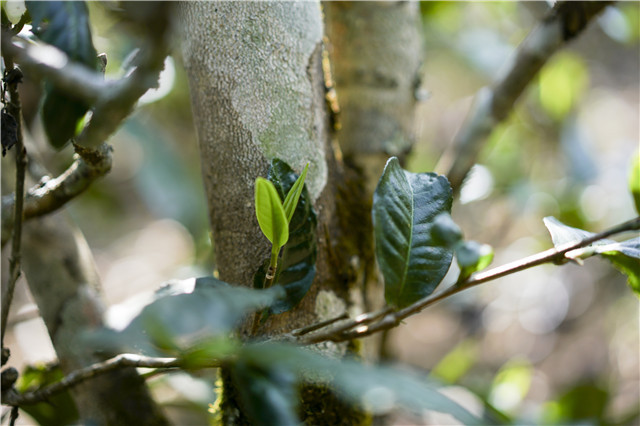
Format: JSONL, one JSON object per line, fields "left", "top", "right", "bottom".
{"left": 301, "top": 216, "right": 639, "bottom": 344}
{"left": 1, "top": 59, "right": 27, "bottom": 346}
{"left": 0, "top": 23, "right": 170, "bottom": 242}
{"left": 290, "top": 312, "right": 349, "bottom": 336}
{"left": 0, "top": 37, "right": 108, "bottom": 104}
{"left": 1, "top": 354, "right": 189, "bottom": 407}
{"left": 435, "top": 1, "right": 612, "bottom": 194}
{"left": 1, "top": 143, "right": 112, "bottom": 246}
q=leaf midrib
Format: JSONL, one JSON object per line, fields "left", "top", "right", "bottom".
{"left": 398, "top": 172, "right": 414, "bottom": 301}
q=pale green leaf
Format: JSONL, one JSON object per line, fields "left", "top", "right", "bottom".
{"left": 255, "top": 177, "right": 289, "bottom": 249}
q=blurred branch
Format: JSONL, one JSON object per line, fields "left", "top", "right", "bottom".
{"left": 1, "top": 143, "right": 112, "bottom": 246}
{"left": 1, "top": 58, "right": 27, "bottom": 347}
{"left": 0, "top": 38, "right": 108, "bottom": 104}
{"left": 300, "top": 216, "right": 639, "bottom": 344}
{"left": 1, "top": 353, "right": 186, "bottom": 407}
{"left": 435, "top": 1, "right": 612, "bottom": 194}
{"left": 0, "top": 14, "right": 170, "bottom": 243}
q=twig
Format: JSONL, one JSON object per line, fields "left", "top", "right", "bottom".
{"left": 0, "top": 22, "right": 169, "bottom": 242}
{"left": 301, "top": 216, "right": 639, "bottom": 344}
{"left": 1, "top": 354, "right": 186, "bottom": 407}
{"left": 0, "top": 37, "right": 108, "bottom": 104}
{"left": 1, "top": 143, "right": 113, "bottom": 246}
{"left": 1, "top": 58, "right": 26, "bottom": 346}
{"left": 435, "top": 1, "right": 612, "bottom": 193}
{"left": 290, "top": 312, "right": 349, "bottom": 336}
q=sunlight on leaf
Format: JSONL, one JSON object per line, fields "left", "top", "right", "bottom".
{"left": 255, "top": 177, "right": 289, "bottom": 249}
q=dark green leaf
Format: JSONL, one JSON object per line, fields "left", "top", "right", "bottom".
{"left": 26, "top": 1, "right": 97, "bottom": 66}
{"left": 231, "top": 356, "right": 299, "bottom": 426}
{"left": 41, "top": 87, "right": 90, "bottom": 149}
{"left": 543, "top": 217, "right": 639, "bottom": 295}
{"left": 26, "top": 1, "right": 98, "bottom": 149}
{"left": 254, "top": 159, "right": 317, "bottom": 314}
{"left": 255, "top": 177, "right": 289, "bottom": 249}
{"left": 455, "top": 240, "right": 494, "bottom": 282}
{"left": 373, "top": 157, "right": 454, "bottom": 308}
{"left": 88, "top": 277, "right": 284, "bottom": 356}
{"left": 239, "top": 343, "right": 481, "bottom": 425}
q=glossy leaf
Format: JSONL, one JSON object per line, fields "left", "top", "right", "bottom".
{"left": 373, "top": 157, "right": 454, "bottom": 308}
{"left": 255, "top": 177, "right": 289, "bottom": 249}
{"left": 88, "top": 277, "right": 284, "bottom": 356}
{"left": 254, "top": 159, "right": 317, "bottom": 314}
{"left": 283, "top": 162, "right": 309, "bottom": 223}
{"left": 455, "top": 240, "right": 494, "bottom": 282}
{"left": 231, "top": 357, "right": 299, "bottom": 426}
{"left": 26, "top": 1, "right": 98, "bottom": 149}
{"left": 543, "top": 217, "right": 639, "bottom": 295}
{"left": 238, "top": 343, "right": 482, "bottom": 425}
{"left": 630, "top": 152, "right": 640, "bottom": 214}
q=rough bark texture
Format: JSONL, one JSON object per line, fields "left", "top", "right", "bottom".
{"left": 20, "top": 211, "right": 168, "bottom": 425}
{"left": 180, "top": 1, "right": 355, "bottom": 335}
{"left": 180, "top": 2, "right": 365, "bottom": 423}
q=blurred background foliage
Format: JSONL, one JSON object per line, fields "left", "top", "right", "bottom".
{"left": 3, "top": 2, "right": 638, "bottom": 425}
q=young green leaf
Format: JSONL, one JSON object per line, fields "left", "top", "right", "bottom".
{"left": 373, "top": 157, "right": 454, "bottom": 308}
{"left": 255, "top": 177, "right": 289, "bottom": 249}
{"left": 630, "top": 152, "right": 640, "bottom": 214}
{"left": 282, "top": 162, "right": 309, "bottom": 223}
{"left": 455, "top": 240, "right": 494, "bottom": 282}
{"left": 254, "top": 159, "right": 317, "bottom": 315}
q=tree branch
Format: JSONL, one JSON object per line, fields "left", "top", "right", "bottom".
{"left": 1, "top": 143, "right": 112, "bottom": 246}
{"left": 1, "top": 354, "right": 186, "bottom": 407}
{"left": 435, "top": 1, "right": 612, "bottom": 193}
{"left": 300, "top": 216, "right": 639, "bottom": 344}
{"left": 1, "top": 58, "right": 27, "bottom": 347}
{"left": 0, "top": 19, "right": 170, "bottom": 243}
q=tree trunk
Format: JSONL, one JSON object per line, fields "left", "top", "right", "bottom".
{"left": 180, "top": 2, "right": 365, "bottom": 422}
{"left": 180, "top": 1, "right": 355, "bottom": 335}
{"left": 323, "top": 2, "right": 424, "bottom": 356}
{"left": 20, "top": 211, "right": 168, "bottom": 425}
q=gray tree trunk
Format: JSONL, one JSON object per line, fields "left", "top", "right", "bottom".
{"left": 324, "top": 1, "right": 423, "bottom": 193}
{"left": 180, "top": 2, "right": 354, "bottom": 335}
{"left": 179, "top": 2, "right": 366, "bottom": 422}
{"left": 20, "top": 211, "right": 168, "bottom": 425}
{"left": 323, "top": 2, "right": 424, "bottom": 339}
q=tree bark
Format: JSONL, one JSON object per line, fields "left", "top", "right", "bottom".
{"left": 324, "top": 1, "right": 423, "bottom": 193}
{"left": 180, "top": 2, "right": 365, "bottom": 422}
{"left": 180, "top": 1, "right": 354, "bottom": 335}
{"left": 323, "top": 2, "right": 424, "bottom": 352}
{"left": 20, "top": 211, "right": 168, "bottom": 425}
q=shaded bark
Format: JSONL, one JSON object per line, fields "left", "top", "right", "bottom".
{"left": 20, "top": 211, "right": 168, "bottom": 425}
{"left": 323, "top": 2, "right": 424, "bottom": 358}
{"left": 180, "top": 1, "right": 355, "bottom": 336}
{"left": 180, "top": 2, "right": 364, "bottom": 423}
